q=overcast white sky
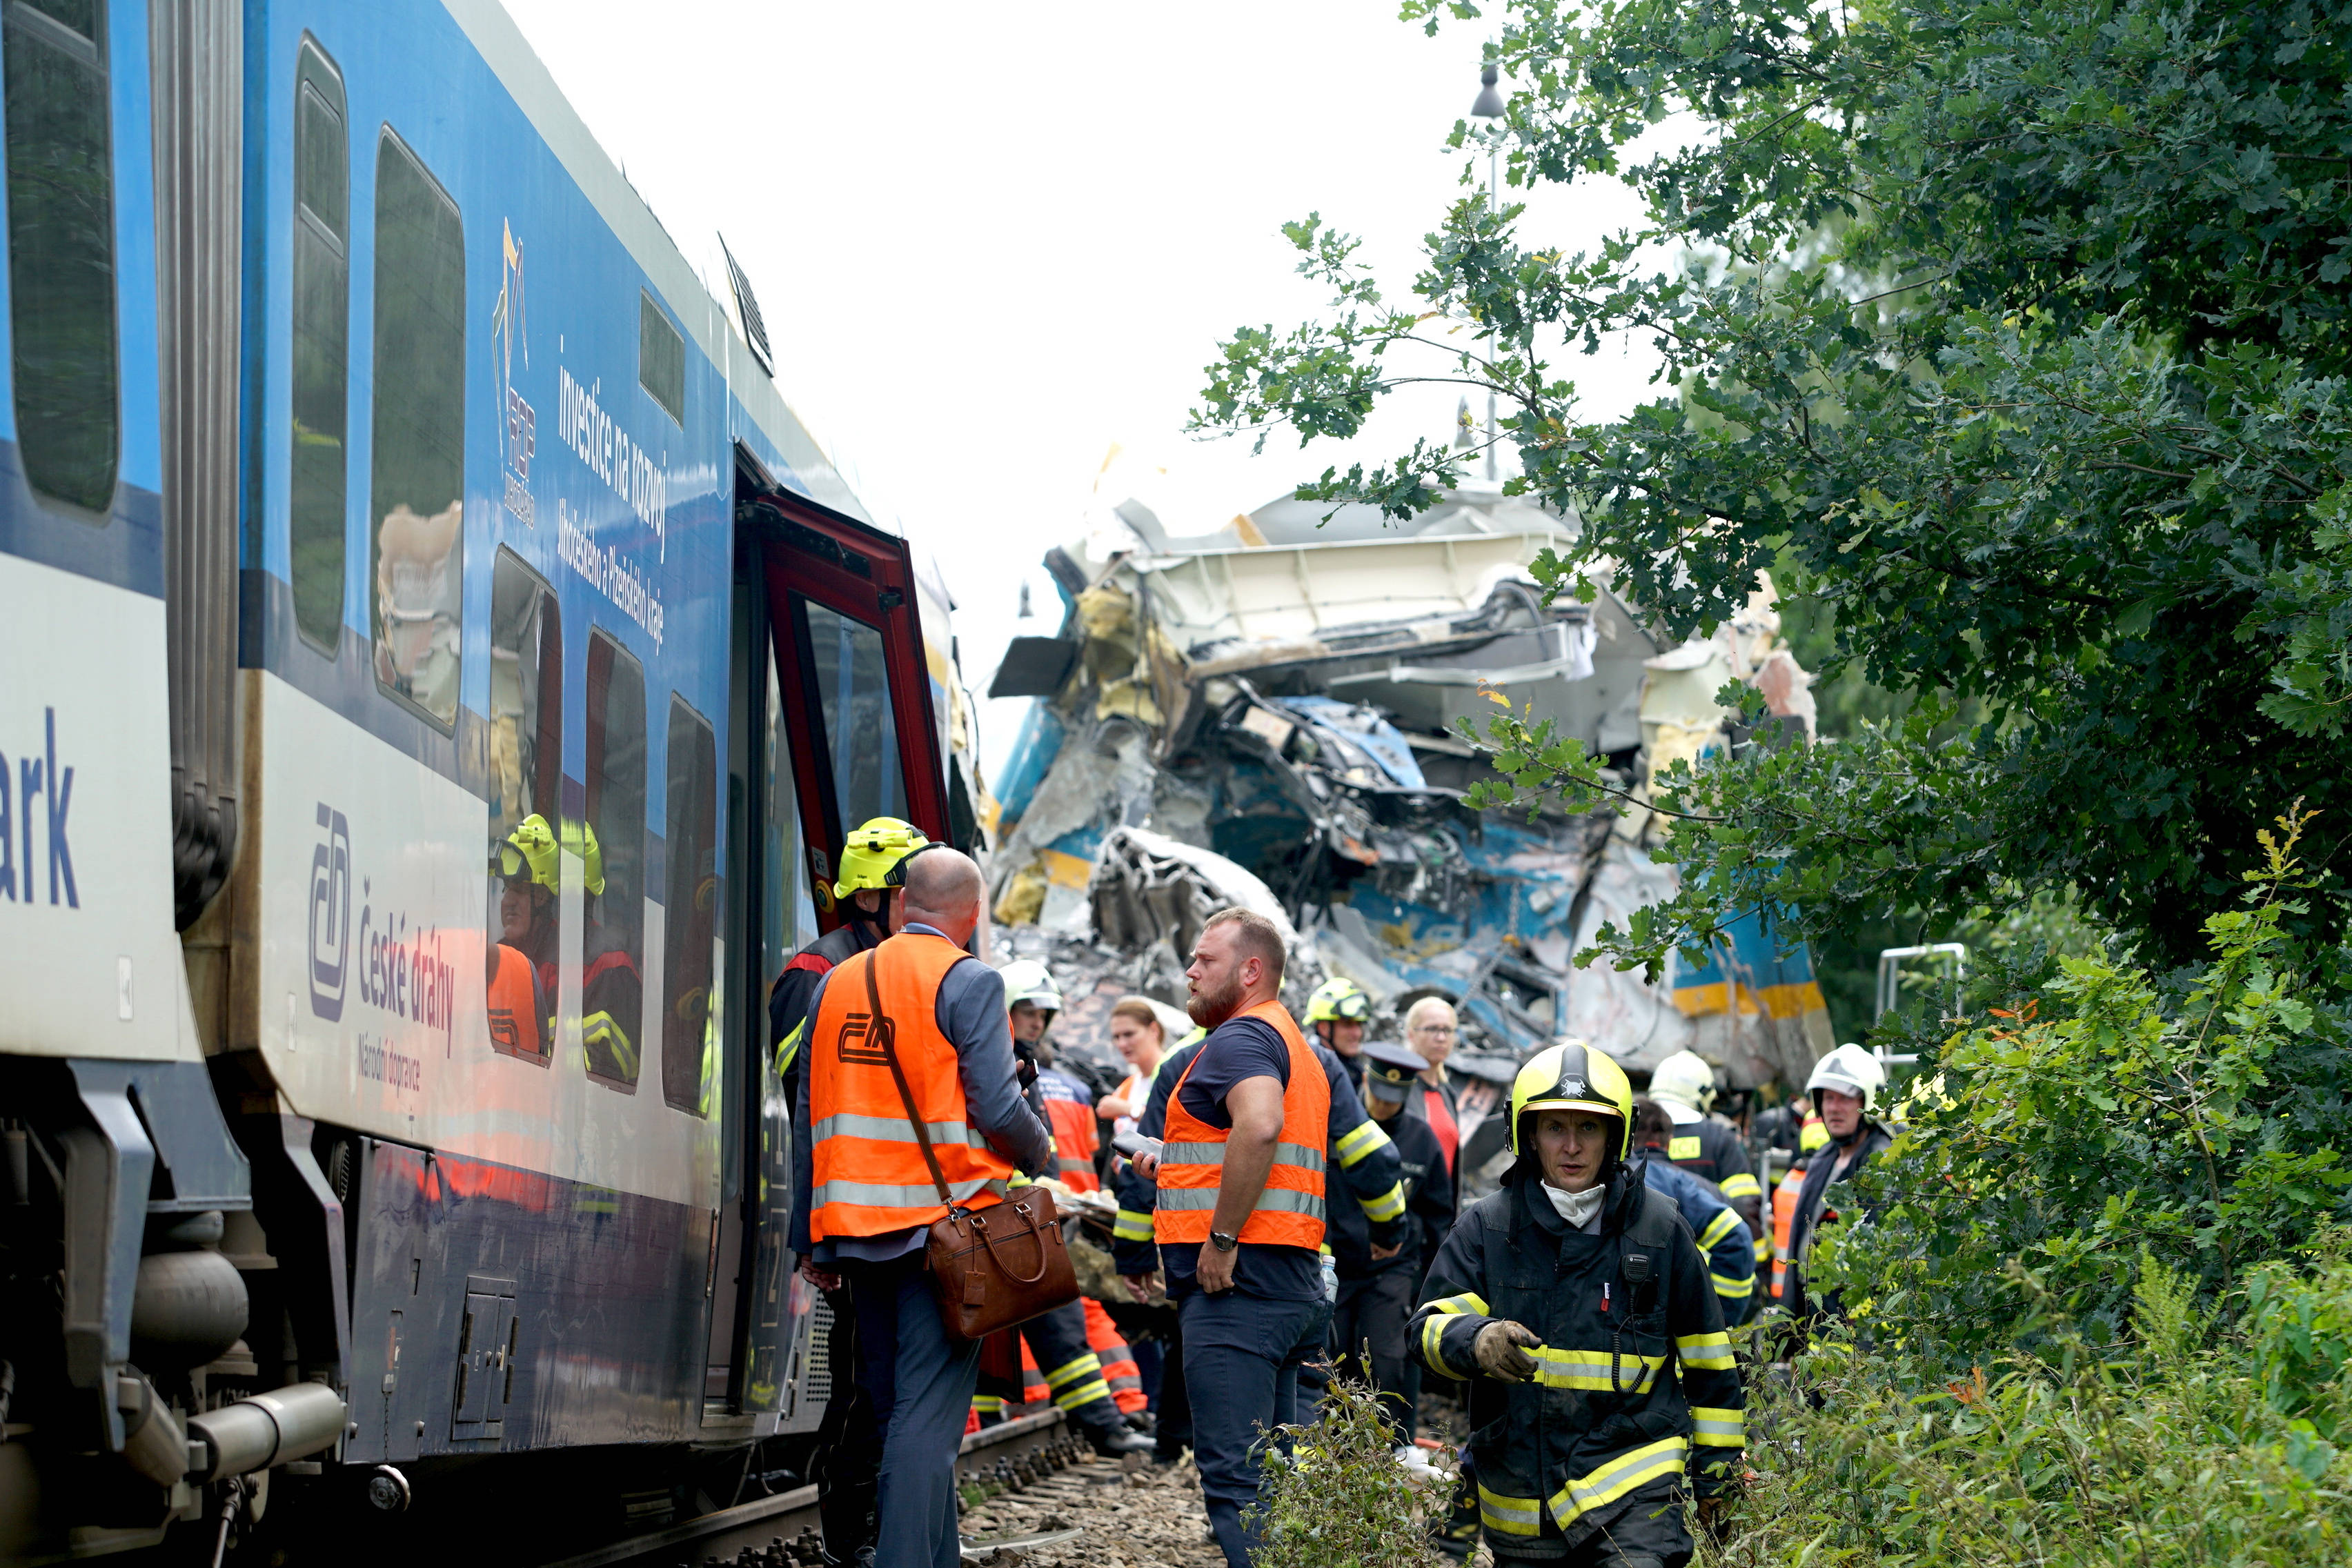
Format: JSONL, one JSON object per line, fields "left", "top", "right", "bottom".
{"left": 502, "top": 0, "right": 1668, "bottom": 777}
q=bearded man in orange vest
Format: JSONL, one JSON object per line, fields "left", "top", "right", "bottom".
{"left": 1120, "top": 906, "right": 1331, "bottom": 1567}
{"left": 789, "top": 847, "right": 1054, "bottom": 1568}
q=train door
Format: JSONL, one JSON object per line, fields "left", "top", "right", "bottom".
{"left": 704, "top": 450, "right": 948, "bottom": 1420}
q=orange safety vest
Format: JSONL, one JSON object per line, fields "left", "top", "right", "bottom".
{"left": 1154, "top": 999, "right": 1330, "bottom": 1250}
{"left": 1044, "top": 1095, "right": 1100, "bottom": 1193}
{"left": 807, "top": 933, "right": 1016, "bottom": 1240}
{"left": 1769, "top": 1163, "right": 1806, "bottom": 1300}
{"left": 486, "top": 942, "right": 543, "bottom": 1058}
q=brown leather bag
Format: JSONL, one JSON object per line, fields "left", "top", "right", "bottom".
{"left": 864, "top": 947, "right": 1078, "bottom": 1341}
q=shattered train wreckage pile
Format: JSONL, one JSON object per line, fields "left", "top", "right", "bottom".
{"left": 984, "top": 488, "right": 1838, "bottom": 1091}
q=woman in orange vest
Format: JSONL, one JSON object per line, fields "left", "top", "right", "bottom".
{"left": 1121, "top": 908, "right": 1331, "bottom": 1568}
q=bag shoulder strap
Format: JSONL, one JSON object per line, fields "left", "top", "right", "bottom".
{"left": 863, "top": 946, "right": 956, "bottom": 1213}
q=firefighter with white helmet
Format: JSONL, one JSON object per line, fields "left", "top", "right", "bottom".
{"left": 1782, "top": 1044, "right": 1895, "bottom": 1324}
{"left": 1646, "top": 1050, "right": 1765, "bottom": 1260}
{"left": 1409, "top": 1041, "right": 1744, "bottom": 1564}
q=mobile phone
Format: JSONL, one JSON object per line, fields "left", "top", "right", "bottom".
{"left": 1113, "top": 1133, "right": 1163, "bottom": 1161}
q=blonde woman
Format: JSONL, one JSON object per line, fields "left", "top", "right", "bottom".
{"left": 1096, "top": 995, "right": 1167, "bottom": 1135}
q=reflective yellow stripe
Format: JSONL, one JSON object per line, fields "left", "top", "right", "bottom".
{"left": 1719, "top": 1171, "right": 1762, "bottom": 1199}
{"left": 1359, "top": 1181, "right": 1406, "bottom": 1222}
{"left": 582, "top": 1012, "right": 637, "bottom": 1078}
{"left": 1335, "top": 1119, "right": 1391, "bottom": 1167}
{"left": 776, "top": 1017, "right": 809, "bottom": 1076}
{"left": 1113, "top": 1209, "right": 1156, "bottom": 1241}
{"left": 1427, "top": 1291, "right": 1488, "bottom": 1317}
{"left": 971, "top": 1394, "right": 1007, "bottom": 1416}
{"left": 1697, "top": 1208, "right": 1741, "bottom": 1252}
{"left": 1043, "top": 1354, "right": 1103, "bottom": 1391}
{"left": 1754, "top": 1235, "right": 1772, "bottom": 1264}
{"left": 1053, "top": 1378, "right": 1111, "bottom": 1410}
{"left": 1420, "top": 1313, "right": 1467, "bottom": 1379}
{"left": 1691, "top": 1405, "right": 1745, "bottom": 1447}
{"left": 1711, "top": 1271, "right": 1755, "bottom": 1298}
{"left": 1545, "top": 1436, "right": 1688, "bottom": 1525}
{"left": 1476, "top": 1483, "right": 1543, "bottom": 1537}
{"left": 1675, "top": 1331, "right": 1736, "bottom": 1370}
{"left": 1529, "top": 1347, "right": 1666, "bottom": 1393}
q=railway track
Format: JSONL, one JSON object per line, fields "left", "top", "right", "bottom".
{"left": 533, "top": 1409, "right": 1095, "bottom": 1568}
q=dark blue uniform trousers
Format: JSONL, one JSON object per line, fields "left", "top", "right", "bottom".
{"left": 842, "top": 1252, "right": 980, "bottom": 1568}
{"left": 1178, "top": 1287, "right": 1332, "bottom": 1567}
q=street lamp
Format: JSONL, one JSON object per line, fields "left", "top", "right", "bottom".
{"left": 1470, "top": 62, "right": 1505, "bottom": 482}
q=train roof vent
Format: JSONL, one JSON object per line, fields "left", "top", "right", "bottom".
{"left": 719, "top": 233, "right": 773, "bottom": 377}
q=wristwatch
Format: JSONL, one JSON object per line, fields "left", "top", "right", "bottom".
{"left": 1209, "top": 1231, "right": 1240, "bottom": 1253}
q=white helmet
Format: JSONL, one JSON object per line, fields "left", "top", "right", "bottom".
{"left": 1650, "top": 1050, "right": 1716, "bottom": 1113}
{"left": 1807, "top": 1043, "right": 1887, "bottom": 1113}
{"left": 998, "top": 959, "right": 1063, "bottom": 1015}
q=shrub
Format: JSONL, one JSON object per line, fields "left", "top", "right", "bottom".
{"left": 1710, "top": 1251, "right": 2352, "bottom": 1567}
{"left": 1247, "top": 1376, "right": 1437, "bottom": 1568}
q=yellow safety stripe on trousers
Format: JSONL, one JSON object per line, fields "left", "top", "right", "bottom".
{"left": 1719, "top": 1171, "right": 1763, "bottom": 1200}
{"left": 1419, "top": 1291, "right": 1488, "bottom": 1381}
{"left": 1359, "top": 1180, "right": 1407, "bottom": 1222}
{"left": 1476, "top": 1482, "right": 1545, "bottom": 1538}
{"left": 1710, "top": 1271, "right": 1756, "bottom": 1300}
{"left": 1543, "top": 1436, "right": 1688, "bottom": 1528}
{"left": 1045, "top": 1353, "right": 1105, "bottom": 1391}
{"left": 1754, "top": 1234, "right": 1772, "bottom": 1264}
{"left": 1690, "top": 1405, "right": 1745, "bottom": 1447}
{"left": 971, "top": 1394, "right": 1009, "bottom": 1416}
{"left": 1697, "top": 1208, "right": 1742, "bottom": 1253}
{"left": 1054, "top": 1377, "right": 1112, "bottom": 1410}
{"left": 1675, "top": 1330, "right": 1737, "bottom": 1370}
{"left": 1529, "top": 1347, "right": 1666, "bottom": 1393}
{"left": 776, "top": 1017, "right": 808, "bottom": 1076}
{"left": 1334, "top": 1118, "right": 1392, "bottom": 1167}
{"left": 1114, "top": 1208, "right": 1156, "bottom": 1242}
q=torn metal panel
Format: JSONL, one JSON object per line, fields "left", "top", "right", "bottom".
{"left": 987, "top": 495, "right": 1840, "bottom": 1089}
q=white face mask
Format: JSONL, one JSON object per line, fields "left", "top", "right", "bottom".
{"left": 1540, "top": 1178, "right": 1608, "bottom": 1231}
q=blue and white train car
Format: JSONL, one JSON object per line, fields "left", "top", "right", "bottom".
{"left": 0, "top": 0, "right": 978, "bottom": 1555}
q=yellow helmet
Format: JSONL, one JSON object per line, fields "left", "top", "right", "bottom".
{"left": 1304, "top": 977, "right": 1371, "bottom": 1025}
{"left": 1508, "top": 1039, "right": 1634, "bottom": 1160}
{"left": 834, "top": 816, "right": 930, "bottom": 900}
{"left": 492, "top": 812, "right": 604, "bottom": 897}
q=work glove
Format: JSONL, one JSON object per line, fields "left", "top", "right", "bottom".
{"left": 1472, "top": 1320, "right": 1543, "bottom": 1382}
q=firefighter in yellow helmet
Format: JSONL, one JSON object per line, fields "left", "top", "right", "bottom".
{"left": 1410, "top": 1040, "right": 1744, "bottom": 1565}
{"left": 764, "top": 815, "right": 933, "bottom": 1565}
{"left": 491, "top": 813, "right": 642, "bottom": 1083}
{"left": 1304, "top": 975, "right": 1373, "bottom": 1089}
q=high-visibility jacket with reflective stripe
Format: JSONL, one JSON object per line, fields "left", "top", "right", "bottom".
{"left": 1112, "top": 1035, "right": 1399, "bottom": 1275}
{"left": 1039, "top": 1074, "right": 1100, "bottom": 1193}
{"left": 1407, "top": 1170, "right": 1744, "bottom": 1542}
{"left": 1639, "top": 1155, "right": 1758, "bottom": 1327}
{"left": 1154, "top": 1001, "right": 1330, "bottom": 1250}
{"left": 807, "top": 933, "right": 1014, "bottom": 1239}
{"left": 1659, "top": 1111, "right": 1764, "bottom": 1244}
{"left": 1768, "top": 1162, "right": 1806, "bottom": 1300}
{"left": 486, "top": 941, "right": 544, "bottom": 1059}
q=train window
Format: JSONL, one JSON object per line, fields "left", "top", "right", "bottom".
{"left": 802, "top": 602, "right": 907, "bottom": 831}
{"left": 584, "top": 629, "right": 647, "bottom": 1090}
{"left": 761, "top": 639, "right": 813, "bottom": 997}
{"left": 638, "top": 291, "right": 683, "bottom": 426}
{"left": 660, "top": 697, "right": 718, "bottom": 1114}
{"left": 486, "top": 548, "right": 561, "bottom": 1064}
{"left": 3, "top": 0, "right": 119, "bottom": 515}
{"left": 289, "top": 38, "right": 349, "bottom": 653}
{"left": 369, "top": 130, "right": 464, "bottom": 728}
